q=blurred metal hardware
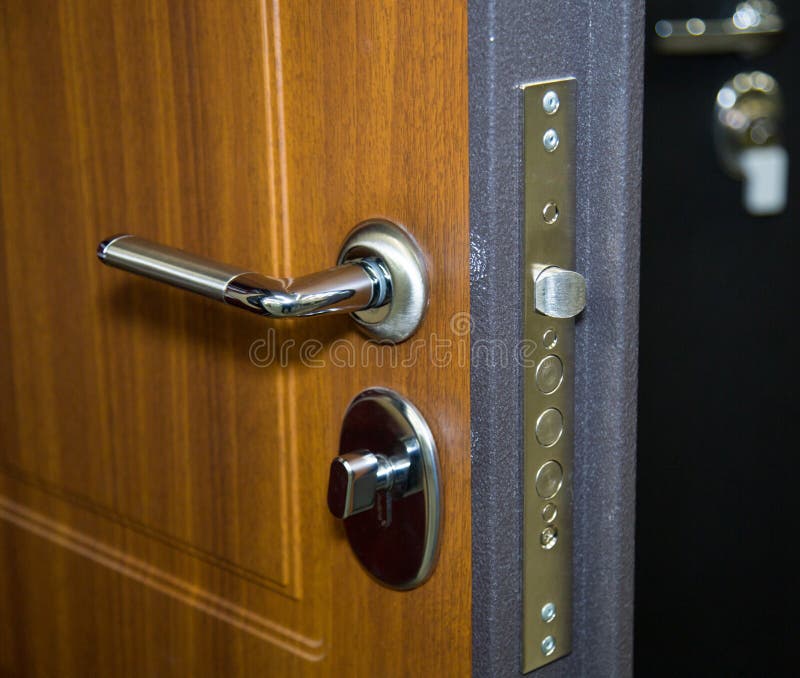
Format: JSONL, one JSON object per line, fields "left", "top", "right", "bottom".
{"left": 654, "top": 1, "right": 783, "bottom": 55}
{"left": 714, "top": 71, "right": 788, "bottom": 215}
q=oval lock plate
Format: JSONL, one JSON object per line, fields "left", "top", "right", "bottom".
{"left": 329, "top": 388, "right": 440, "bottom": 590}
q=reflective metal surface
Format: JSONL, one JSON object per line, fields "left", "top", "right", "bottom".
{"left": 98, "top": 234, "right": 385, "bottom": 317}
{"left": 332, "top": 388, "right": 440, "bottom": 590}
{"left": 654, "top": 1, "right": 783, "bottom": 55}
{"left": 714, "top": 71, "right": 788, "bottom": 215}
{"left": 521, "top": 78, "right": 577, "bottom": 672}
{"left": 339, "top": 219, "right": 429, "bottom": 343}
{"left": 97, "top": 220, "right": 428, "bottom": 341}
{"left": 97, "top": 235, "right": 244, "bottom": 299}
{"left": 224, "top": 263, "right": 387, "bottom": 318}
{"left": 533, "top": 265, "right": 586, "bottom": 319}
{"left": 328, "top": 450, "right": 412, "bottom": 520}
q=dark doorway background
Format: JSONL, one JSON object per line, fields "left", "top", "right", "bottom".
{"left": 636, "top": 1, "right": 799, "bottom": 674}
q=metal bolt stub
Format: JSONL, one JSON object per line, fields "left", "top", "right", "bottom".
{"left": 541, "top": 602, "right": 557, "bottom": 623}
{"left": 541, "top": 635, "right": 557, "bottom": 656}
{"left": 542, "top": 90, "right": 560, "bottom": 115}
{"left": 533, "top": 266, "right": 587, "bottom": 319}
{"left": 542, "top": 128, "right": 559, "bottom": 152}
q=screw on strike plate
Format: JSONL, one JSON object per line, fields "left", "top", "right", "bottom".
{"left": 541, "top": 635, "right": 556, "bottom": 656}
{"left": 542, "top": 90, "right": 560, "bottom": 114}
{"left": 542, "top": 129, "right": 559, "bottom": 152}
{"left": 540, "top": 525, "right": 559, "bottom": 550}
{"left": 541, "top": 602, "right": 557, "bottom": 623}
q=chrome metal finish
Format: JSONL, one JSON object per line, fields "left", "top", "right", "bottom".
{"left": 97, "top": 220, "right": 428, "bottom": 341}
{"left": 522, "top": 78, "right": 577, "bottom": 672}
{"left": 542, "top": 129, "right": 559, "bottom": 153}
{"left": 533, "top": 265, "right": 586, "bottom": 319}
{"left": 328, "top": 450, "right": 412, "bottom": 520}
{"left": 328, "top": 452, "right": 386, "bottom": 520}
{"left": 714, "top": 71, "right": 788, "bottom": 215}
{"left": 541, "top": 636, "right": 556, "bottom": 657}
{"left": 540, "top": 526, "right": 558, "bottom": 550}
{"left": 97, "top": 235, "right": 244, "bottom": 299}
{"left": 223, "top": 262, "right": 387, "bottom": 318}
{"left": 331, "top": 387, "right": 440, "bottom": 590}
{"left": 542, "top": 91, "right": 560, "bottom": 115}
{"left": 541, "top": 603, "right": 557, "bottom": 623}
{"left": 542, "top": 202, "right": 560, "bottom": 225}
{"left": 338, "top": 219, "right": 429, "bottom": 343}
{"left": 98, "top": 235, "right": 384, "bottom": 317}
{"left": 654, "top": 2, "right": 783, "bottom": 55}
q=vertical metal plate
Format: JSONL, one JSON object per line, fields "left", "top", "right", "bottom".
{"left": 522, "top": 78, "right": 576, "bottom": 672}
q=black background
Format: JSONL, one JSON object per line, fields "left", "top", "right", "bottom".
{"left": 636, "top": 1, "right": 799, "bottom": 674}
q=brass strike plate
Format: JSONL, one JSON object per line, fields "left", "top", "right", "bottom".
{"left": 522, "top": 78, "right": 576, "bottom": 672}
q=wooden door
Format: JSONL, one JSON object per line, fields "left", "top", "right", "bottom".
{"left": 0, "top": 2, "right": 470, "bottom": 675}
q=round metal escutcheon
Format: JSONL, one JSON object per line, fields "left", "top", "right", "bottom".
{"left": 338, "top": 219, "right": 429, "bottom": 343}
{"left": 338, "top": 388, "right": 440, "bottom": 589}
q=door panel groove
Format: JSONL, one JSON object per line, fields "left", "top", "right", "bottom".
{"left": 0, "top": 463, "right": 296, "bottom": 593}
{"left": 0, "top": 494, "right": 325, "bottom": 661}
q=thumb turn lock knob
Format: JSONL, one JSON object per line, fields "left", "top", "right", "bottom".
{"left": 327, "top": 450, "right": 410, "bottom": 520}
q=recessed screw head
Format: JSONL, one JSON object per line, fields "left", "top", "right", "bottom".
{"left": 541, "top": 602, "right": 557, "bottom": 623}
{"left": 542, "top": 201, "right": 559, "bottom": 224}
{"left": 540, "top": 525, "right": 558, "bottom": 550}
{"left": 542, "top": 128, "right": 559, "bottom": 152}
{"left": 542, "top": 328, "right": 558, "bottom": 350}
{"left": 541, "top": 635, "right": 556, "bottom": 656}
{"left": 541, "top": 502, "right": 558, "bottom": 523}
{"left": 542, "top": 90, "right": 560, "bottom": 115}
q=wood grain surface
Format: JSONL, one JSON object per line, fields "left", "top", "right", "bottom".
{"left": 0, "top": 1, "right": 471, "bottom": 675}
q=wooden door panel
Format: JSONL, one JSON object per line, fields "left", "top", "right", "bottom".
{"left": 1, "top": 0, "right": 296, "bottom": 591}
{"left": 1, "top": 1, "right": 470, "bottom": 676}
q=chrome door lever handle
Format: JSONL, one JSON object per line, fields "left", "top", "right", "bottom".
{"left": 97, "top": 234, "right": 389, "bottom": 317}
{"left": 96, "top": 219, "right": 429, "bottom": 342}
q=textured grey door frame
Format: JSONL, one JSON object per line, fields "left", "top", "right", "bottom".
{"left": 468, "top": 1, "right": 644, "bottom": 676}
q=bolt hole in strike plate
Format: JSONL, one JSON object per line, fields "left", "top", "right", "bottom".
{"left": 328, "top": 388, "right": 441, "bottom": 589}
{"left": 521, "top": 78, "right": 581, "bottom": 672}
